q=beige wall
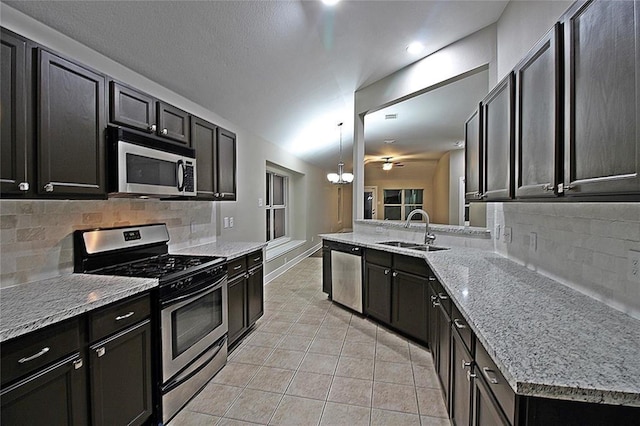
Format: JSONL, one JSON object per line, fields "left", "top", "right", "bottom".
{"left": 432, "top": 152, "right": 450, "bottom": 224}
{"left": 448, "top": 149, "right": 465, "bottom": 225}
{"left": 364, "top": 160, "right": 437, "bottom": 221}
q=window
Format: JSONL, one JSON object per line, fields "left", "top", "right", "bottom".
{"left": 383, "top": 188, "right": 424, "bottom": 220}
{"left": 266, "top": 171, "right": 288, "bottom": 242}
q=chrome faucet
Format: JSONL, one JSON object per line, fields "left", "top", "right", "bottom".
{"left": 404, "top": 209, "right": 436, "bottom": 245}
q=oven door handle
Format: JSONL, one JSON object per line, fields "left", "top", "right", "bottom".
{"left": 161, "top": 277, "right": 225, "bottom": 308}
{"left": 162, "top": 335, "right": 227, "bottom": 394}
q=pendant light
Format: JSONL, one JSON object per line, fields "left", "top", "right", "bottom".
{"left": 327, "top": 122, "right": 354, "bottom": 184}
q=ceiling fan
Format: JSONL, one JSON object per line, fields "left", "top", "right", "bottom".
{"left": 381, "top": 157, "right": 405, "bottom": 171}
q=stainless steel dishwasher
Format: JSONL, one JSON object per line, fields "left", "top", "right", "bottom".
{"left": 330, "top": 244, "right": 363, "bottom": 313}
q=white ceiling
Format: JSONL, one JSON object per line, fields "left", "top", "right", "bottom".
{"left": 5, "top": 0, "right": 508, "bottom": 171}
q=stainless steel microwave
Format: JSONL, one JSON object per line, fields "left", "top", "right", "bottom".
{"left": 108, "top": 126, "right": 196, "bottom": 197}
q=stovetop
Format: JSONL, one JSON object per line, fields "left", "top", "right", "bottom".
{"left": 90, "top": 254, "right": 225, "bottom": 280}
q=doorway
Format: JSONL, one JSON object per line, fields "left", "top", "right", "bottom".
{"left": 364, "top": 186, "right": 377, "bottom": 219}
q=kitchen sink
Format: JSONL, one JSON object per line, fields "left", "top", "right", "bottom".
{"left": 377, "top": 241, "right": 449, "bottom": 251}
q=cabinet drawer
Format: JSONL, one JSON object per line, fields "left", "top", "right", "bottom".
{"left": 366, "top": 249, "right": 392, "bottom": 267}
{"left": 90, "top": 294, "right": 150, "bottom": 343}
{"left": 247, "top": 250, "right": 263, "bottom": 270}
{"left": 451, "top": 304, "right": 474, "bottom": 354}
{"left": 395, "top": 254, "right": 429, "bottom": 276}
{"left": 475, "top": 342, "right": 515, "bottom": 424}
{"left": 228, "top": 257, "right": 247, "bottom": 278}
{"left": 1, "top": 318, "right": 81, "bottom": 386}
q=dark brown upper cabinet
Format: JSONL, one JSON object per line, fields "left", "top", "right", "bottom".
{"left": 0, "top": 29, "right": 30, "bottom": 196}
{"left": 562, "top": 0, "right": 640, "bottom": 197}
{"left": 38, "top": 49, "right": 106, "bottom": 197}
{"left": 157, "top": 101, "right": 190, "bottom": 145}
{"left": 109, "top": 81, "right": 156, "bottom": 133}
{"left": 482, "top": 73, "right": 515, "bottom": 201}
{"left": 465, "top": 106, "right": 483, "bottom": 202}
{"left": 515, "top": 23, "right": 563, "bottom": 199}
{"left": 215, "top": 127, "right": 237, "bottom": 201}
{"left": 191, "top": 116, "right": 217, "bottom": 198}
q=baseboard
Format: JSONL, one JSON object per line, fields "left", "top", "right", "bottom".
{"left": 264, "top": 242, "right": 322, "bottom": 284}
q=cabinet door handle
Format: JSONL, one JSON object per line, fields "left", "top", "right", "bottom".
{"left": 148, "top": 124, "right": 157, "bottom": 132}
{"left": 453, "top": 318, "right": 467, "bottom": 329}
{"left": 351, "top": 247, "right": 360, "bottom": 253}
{"left": 73, "top": 359, "right": 83, "bottom": 370}
{"left": 482, "top": 367, "right": 500, "bottom": 384}
{"left": 233, "top": 265, "right": 243, "bottom": 270}
{"left": 467, "top": 370, "right": 477, "bottom": 382}
{"left": 18, "top": 182, "right": 30, "bottom": 191}
{"left": 18, "top": 347, "right": 50, "bottom": 363}
{"left": 462, "top": 359, "right": 472, "bottom": 369}
{"left": 253, "top": 257, "right": 262, "bottom": 262}
{"left": 96, "top": 347, "right": 106, "bottom": 357}
{"left": 431, "top": 296, "right": 440, "bottom": 307}
{"left": 44, "top": 183, "right": 54, "bottom": 192}
{"left": 115, "top": 311, "right": 134, "bottom": 321}
{"left": 384, "top": 269, "right": 390, "bottom": 275}
{"left": 392, "top": 271, "right": 398, "bottom": 277}
{"left": 428, "top": 276, "right": 436, "bottom": 281}
{"left": 438, "top": 292, "right": 448, "bottom": 300}
{"left": 161, "top": 128, "right": 168, "bottom": 135}
{"left": 245, "top": 273, "right": 250, "bottom": 279}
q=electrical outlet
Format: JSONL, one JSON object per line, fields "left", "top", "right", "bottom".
{"left": 190, "top": 221, "right": 196, "bottom": 233}
{"left": 629, "top": 249, "right": 640, "bottom": 283}
{"left": 503, "top": 226, "right": 512, "bottom": 243}
{"left": 258, "top": 198, "right": 263, "bottom": 207}
{"left": 495, "top": 225, "right": 501, "bottom": 240}
{"left": 311, "top": 236, "right": 314, "bottom": 242}
{"left": 529, "top": 232, "right": 537, "bottom": 252}
{"left": 223, "top": 217, "right": 229, "bottom": 228}
{"left": 229, "top": 217, "right": 234, "bottom": 228}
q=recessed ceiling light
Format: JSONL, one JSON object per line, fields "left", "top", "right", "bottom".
{"left": 406, "top": 42, "right": 425, "bottom": 55}
{"left": 322, "top": 0, "right": 340, "bottom": 5}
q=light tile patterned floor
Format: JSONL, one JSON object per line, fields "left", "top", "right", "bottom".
{"left": 169, "top": 257, "right": 449, "bottom": 426}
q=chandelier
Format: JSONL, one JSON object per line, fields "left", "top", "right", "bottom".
{"left": 327, "top": 122, "right": 354, "bottom": 184}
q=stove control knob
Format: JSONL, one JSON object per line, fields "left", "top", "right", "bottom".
{"left": 176, "top": 280, "right": 184, "bottom": 289}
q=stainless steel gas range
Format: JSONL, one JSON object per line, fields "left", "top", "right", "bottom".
{"left": 74, "top": 223, "right": 228, "bottom": 424}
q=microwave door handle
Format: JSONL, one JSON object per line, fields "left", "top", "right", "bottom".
{"left": 176, "top": 160, "right": 185, "bottom": 192}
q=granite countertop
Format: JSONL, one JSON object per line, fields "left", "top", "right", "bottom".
{"left": 355, "top": 219, "right": 492, "bottom": 237}
{"left": 1, "top": 240, "right": 265, "bottom": 343}
{"left": 321, "top": 232, "right": 640, "bottom": 407}
{"left": 174, "top": 240, "right": 266, "bottom": 260}
{"left": 0, "top": 275, "right": 157, "bottom": 342}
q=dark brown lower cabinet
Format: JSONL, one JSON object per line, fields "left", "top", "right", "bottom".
{"left": 451, "top": 331, "right": 473, "bottom": 426}
{"left": 364, "top": 262, "right": 391, "bottom": 324}
{"left": 436, "top": 298, "right": 451, "bottom": 409}
{"left": 247, "top": 265, "right": 264, "bottom": 325}
{"left": 473, "top": 372, "right": 510, "bottom": 426}
{"left": 0, "top": 353, "right": 88, "bottom": 426}
{"left": 227, "top": 273, "right": 247, "bottom": 346}
{"left": 89, "top": 319, "right": 152, "bottom": 426}
{"left": 391, "top": 270, "right": 427, "bottom": 342}
{"left": 322, "top": 244, "right": 332, "bottom": 297}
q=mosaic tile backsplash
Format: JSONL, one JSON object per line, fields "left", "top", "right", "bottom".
{"left": 0, "top": 199, "right": 216, "bottom": 288}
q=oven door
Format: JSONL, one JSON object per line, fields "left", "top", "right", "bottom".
{"left": 161, "top": 276, "right": 227, "bottom": 381}
{"left": 116, "top": 141, "right": 196, "bottom": 197}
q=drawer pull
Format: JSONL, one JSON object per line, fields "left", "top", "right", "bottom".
{"left": 18, "top": 347, "right": 50, "bottom": 363}
{"left": 431, "top": 295, "right": 440, "bottom": 307}
{"left": 482, "top": 367, "right": 500, "bottom": 384}
{"left": 384, "top": 269, "right": 390, "bottom": 275}
{"left": 453, "top": 319, "right": 467, "bottom": 329}
{"left": 253, "top": 257, "right": 262, "bottom": 262}
{"left": 438, "top": 292, "right": 448, "bottom": 300}
{"left": 73, "top": 359, "right": 83, "bottom": 370}
{"left": 115, "top": 311, "right": 135, "bottom": 321}
{"left": 467, "top": 370, "right": 477, "bottom": 382}
{"left": 428, "top": 276, "right": 436, "bottom": 281}
{"left": 392, "top": 271, "right": 398, "bottom": 277}
{"left": 462, "top": 359, "right": 472, "bottom": 369}
{"left": 96, "top": 347, "right": 106, "bottom": 357}
{"left": 233, "top": 265, "right": 243, "bottom": 270}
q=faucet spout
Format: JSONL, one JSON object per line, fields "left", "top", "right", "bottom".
{"left": 404, "top": 209, "right": 436, "bottom": 245}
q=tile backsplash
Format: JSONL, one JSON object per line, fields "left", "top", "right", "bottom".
{"left": 0, "top": 199, "right": 216, "bottom": 288}
{"left": 491, "top": 202, "right": 640, "bottom": 318}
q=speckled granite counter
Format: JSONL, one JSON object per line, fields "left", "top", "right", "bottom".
{"left": 321, "top": 232, "right": 640, "bottom": 407}
{"left": 0, "top": 275, "right": 157, "bottom": 342}
{"left": 174, "top": 241, "right": 266, "bottom": 260}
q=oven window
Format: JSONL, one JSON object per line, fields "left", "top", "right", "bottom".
{"left": 127, "top": 153, "right": 177, "bottom": 187}
{"left": 172, "top": 287, "right": 223, "bottom": 358}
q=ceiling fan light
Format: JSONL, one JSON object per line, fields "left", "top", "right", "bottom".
{"left": 382, "top": 162, "right": 393, "bottom": 171}
{"left": 322, "top": 0, "right": 340, "bottom": 5}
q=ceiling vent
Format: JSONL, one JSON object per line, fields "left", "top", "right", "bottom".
{"left": 384, "top": 114, "right": 398, "bottom": 120}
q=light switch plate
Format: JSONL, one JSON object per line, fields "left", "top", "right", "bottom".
{"left": 223, "top": 217, "right": 229, "bottom": 228}
{"left": 503, "top": 226, "right": 512, "bottom": 243}
{"left": 229, "top": 217, "right": 234, "bottom": 228}
{"left": 529, "top": 232, "right": 537, "bottom": 252}
{"left": 629, "top": 249, "right": 640, "bottom": 283}
{"left": 258, "top": 198, "right": 263, "bottom": 207}
{"left": 190, "top": 221, "right": 196, "bottom": 233}
{"left": 495, "top": 225, "right": 501, "bottom": 240}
